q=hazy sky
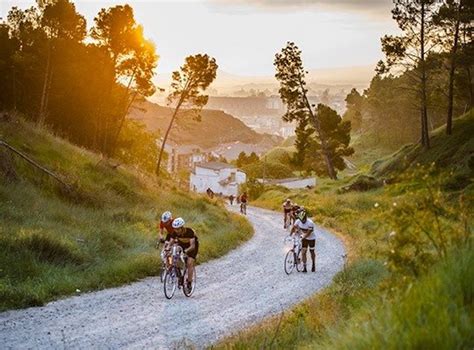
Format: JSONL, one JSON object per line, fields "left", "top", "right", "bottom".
{"left": 0, "top": 0, "right": 399, "bottom": 76}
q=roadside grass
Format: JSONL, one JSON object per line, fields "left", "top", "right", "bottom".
{"left": 217, "top": 111, "right": 473, "bottom": 349}
{"left": 218, "top": 176, "right": 472, "bottom": 349}
{"left": 0, "top": 118, "right": 253, "bottom": 310}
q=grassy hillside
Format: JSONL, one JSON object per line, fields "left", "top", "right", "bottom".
{"left": 217, "top": 111, "right": 473, "bottom": 349}
{"left": 372, "top": 109, "right": 473, "bottom": 187}
{"left": 0, "top": 117, "right": 252, "bottom": 311}
{"left": 129, "top": 100, "right": 281, "bottom": 149}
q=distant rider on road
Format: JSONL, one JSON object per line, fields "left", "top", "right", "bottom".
{"left": 240, "top": 192, "right": 248, "bottom": 214}
{"left": 283, "top": 198, "right": 293, "bottom": 228}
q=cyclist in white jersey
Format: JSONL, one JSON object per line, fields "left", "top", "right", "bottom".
{"left": 291, "top": 209, "right": 316, "bottom": 272}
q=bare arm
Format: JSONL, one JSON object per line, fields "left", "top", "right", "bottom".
{"left": 185, "top": 237, "right": 196, "bottom": 254}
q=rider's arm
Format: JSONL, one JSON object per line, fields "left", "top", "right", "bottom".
{"left": 185, "top": 237, "right": 196, "bottom": 255}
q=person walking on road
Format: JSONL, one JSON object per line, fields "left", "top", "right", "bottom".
{"left": 291, "top": 210, "right": 316, "bottom": 273}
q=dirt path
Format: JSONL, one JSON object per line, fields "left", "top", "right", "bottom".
{"left": 0, "top": 206, "right": 345, "bottom": 349}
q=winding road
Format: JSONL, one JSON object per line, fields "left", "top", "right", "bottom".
{"left": 0, "top": 206, "right": 345, "bottom": 349}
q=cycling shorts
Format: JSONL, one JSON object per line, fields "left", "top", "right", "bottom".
{"left": 284, "top": 208, "right": 292, "bottom": 214}
{"left": 180, "top": 241, "right": 199, "bottom": 259}
{"left": 302, "top": 239, "right": 315, "bottom": 250}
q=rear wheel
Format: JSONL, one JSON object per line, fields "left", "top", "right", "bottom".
{"left": 183, "top": 266, "right": 196, "bottom": 297}
{"left": 284, "top": 249, "right": 295, "bottom": 275}
{"left": 164, "top": 268, "right": 177, "bottom": 299}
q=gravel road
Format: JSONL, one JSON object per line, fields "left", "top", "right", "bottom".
{"left": 0, "top": 205, "right": 345, "bottom": 349}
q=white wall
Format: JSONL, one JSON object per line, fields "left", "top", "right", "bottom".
{"left": 190, "top": 167, "right": 246, "bottom": 196}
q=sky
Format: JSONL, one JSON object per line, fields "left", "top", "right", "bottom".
{"left": 0, "top": 0, "right": 399, "bottom": 77}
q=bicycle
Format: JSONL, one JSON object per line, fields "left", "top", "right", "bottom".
{"left": 284, "top": 235, "right": 304, "bottom": 274}
{"left": 163, "top": 244, "right": 197, "bottom": 299}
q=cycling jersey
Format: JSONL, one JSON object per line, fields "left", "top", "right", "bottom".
{"left": 294, "top": 218, "right": 316, "bottom": 240}
{"left": 169, "top": 228, "right": 199, "bottom": 259}
{"left": 283, "top": 202, "right": 292, "bottom": 212}
{"left": 159, "top": 219, "right": 174, "bottom": 234}
{"left": 240, "top": 194, "right": 248, "bottom": 203}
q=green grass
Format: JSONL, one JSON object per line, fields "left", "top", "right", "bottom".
{"left": 0, "top": 118, "right": 253, "bottom": 310}
{"left": 217, "top": 111, "right": 473, "bottom": 349}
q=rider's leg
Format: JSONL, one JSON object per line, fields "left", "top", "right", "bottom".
{"left": 310, "top": 248, "right": 316, "bottom": 271}
{"left": 302, "top": 247, "right": 307, "bottom": 265}
{"left": 186, "top": 257, "right": 195, "bottom": 283}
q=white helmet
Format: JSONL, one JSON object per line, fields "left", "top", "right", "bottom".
{"left": 172, "top": 217, "right": 185, "bottom": 229}
{"left": 161, "top": 211, "right": 172, "bottom": 222}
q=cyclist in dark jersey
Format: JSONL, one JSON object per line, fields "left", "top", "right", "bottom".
{"left": 169, "top": 217, "right": 198, "bottom": 291}
{"left": 240, "top": 192, "right": 248, "bottom": 214}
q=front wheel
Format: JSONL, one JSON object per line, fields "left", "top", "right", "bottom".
{"left": 163, "top": 268, "right": 177, "bottom": 299}
{"left": 284, "top": 249, "right": 295, "bottom": 275}
{"left": 183, "top": 266, "right": 196, "bottom": 297}
{"left": 295, "top": 248, "right": 304, "bottom": 272}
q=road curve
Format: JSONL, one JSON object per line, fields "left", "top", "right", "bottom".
{"left": 0, "top": 206, "right": 345, "bottom": 349}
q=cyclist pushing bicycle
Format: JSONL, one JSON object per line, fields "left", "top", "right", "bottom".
{"left": 167, "top": 217, "right": 199, "bottom": 292}
{"left": 290, "top": 209, "right": 316, "bottom": 273}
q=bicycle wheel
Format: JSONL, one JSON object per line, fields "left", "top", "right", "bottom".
{"left": 295, "top": 248, "right": 304, "bottom": 272}
{"left": 160, "top": 265, "right": 165, "bottom": 283}
{"left": 163, "top": 268, "right": 177, "bottom": 299}
{"left": 182, "top": 266, "right": 196, "bottom": 297}
{"left": 284, "top": 249, "right": 295, "bottom": 275}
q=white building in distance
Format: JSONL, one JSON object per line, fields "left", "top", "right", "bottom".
{"left": 190, "top": 162, "right": 246, "bottom": 196}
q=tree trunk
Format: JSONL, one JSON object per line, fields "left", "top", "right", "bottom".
{"left": 38, "top": 42, "right": 52, "bottom": 126}
{"left": 109, "top": 90, "right": 139, "bottom": 157}
{"left": 467, "top": 66, "right": 473, "bottom": 109}
{"left": 446, "top": 5, "right": 461, "bottom": 135}
{"left": 108, "top": 69, "right": 138, "bottom": 157}
{"left": 155, "top": 97, "right": 185, "bottom": 177}
{"left": 420, "top": 1, "right": 430, "bottom": 149}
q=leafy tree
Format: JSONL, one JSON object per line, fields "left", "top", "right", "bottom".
{"left": 155, "top": 54, "right": 218, "bottom": 176}
{"left": 38, "top": 0, "right": 86, "bottom": 125}
{"left": 378, "top": 0, "right": 440, "bottom": 149}
{"left": 274, "top": 42, "right": 345, "bottom": 179}
{"left": 115, "top": 119, "right": 159, "bottom": 173}
{"left": 432, "top": 0, "right": 473, "bottom": 134}
{"left": 343, "top": 88, "right": 364, "bottom": 131}
{"left": 91, "top": 4, "right": 158, "bottom": 155}
{"left": 236, "top": 151, "right": 259, "bottom": 167}
{"left": 301, "top": 104, "right": 354, "bottom": 177}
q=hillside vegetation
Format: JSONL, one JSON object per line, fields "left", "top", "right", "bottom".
{"left": 0, "top": 117, "right": 252, "bottom": 311}
{"left": 218, "top": 111, "right": 473, "bottom": 349}
{"left": 129, "top": 100, "right": 281, "bottom": 149}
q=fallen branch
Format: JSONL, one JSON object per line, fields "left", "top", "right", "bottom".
{"left": 0, "top": 139, "right": 71, "bottom": 190}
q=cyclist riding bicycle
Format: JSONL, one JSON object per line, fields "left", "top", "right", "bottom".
{"left": 158, "top": 211, "right": 174, "bottom": 243}
{"left": 283, "top": 198, "right": 293, "bottom": 228}
{"left": 240, "top": 192, "right": 248, "bottom": 214}
{"left": 291, "top": 209, "right": 316, "bottom": 273}
{"left": 168, "top": 217, "right": 199, "bottom": 291}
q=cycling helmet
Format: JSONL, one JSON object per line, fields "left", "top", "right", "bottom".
{"left": 297, "top": 210, "right": 307, "bottom": 222}
{"left": 161, "top": 211, "right": 172, "bottom": 222}
{"left": 285, "top": 198, "right": 291, "bottom": 203}
{"left": 172, "top": 217, "right": 185, "bottom": 229}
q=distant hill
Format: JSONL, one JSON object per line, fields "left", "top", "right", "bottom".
{"left": 128, "top": 99, "right": 282, "bottom": 150}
